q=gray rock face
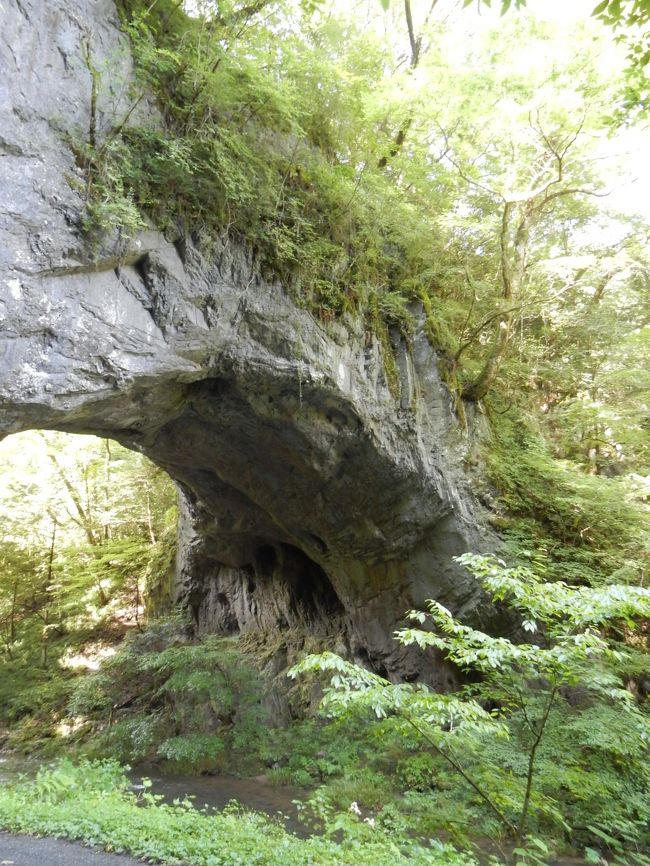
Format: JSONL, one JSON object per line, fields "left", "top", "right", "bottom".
{"left": 0, "top": 0, "right": 494, "bottom": 685}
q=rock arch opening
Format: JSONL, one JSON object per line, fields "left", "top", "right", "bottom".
{"left": 0, "top": 430, "right": 177, "bottom": 673}
{"left": 2, "top": 0, "right": 494, "bottom": 685}
{"left": 0, "top": 427, "right": 350, "bottom": 651}
{"left": 0, "top": 212, "right": 490, "bottom": 687}
{"left": 0, "top": 308, "right": 487, "bottom": 686}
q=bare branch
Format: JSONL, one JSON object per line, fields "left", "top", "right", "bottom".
{"left": 404, "top": 0, "right": 421, "bottom": 68}
{"left": 443, "top": 143, "right": 503, "bottom": 201}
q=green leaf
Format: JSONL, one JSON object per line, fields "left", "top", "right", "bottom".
{"left": 592, "top": 0, "right": 610, "bottom": 15}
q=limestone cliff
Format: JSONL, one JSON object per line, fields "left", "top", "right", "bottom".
{"left": 0, "top": 0, "right": 494, "bottom": 684}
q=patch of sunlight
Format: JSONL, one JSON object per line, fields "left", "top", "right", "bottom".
{"left": 60, "top": 643, "right": 117, "bottom": 672}
{"left": 56, "top": 717, "right": 89, "bottom": 738}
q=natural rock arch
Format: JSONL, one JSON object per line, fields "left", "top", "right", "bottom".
{"left": 0, "top": 0, "right": 492, "bottom": 683}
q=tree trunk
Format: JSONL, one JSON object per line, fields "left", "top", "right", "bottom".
{"left": 462, "top": 202, "right": 529, "bottom": 402}
{"left": 377, "top": 0, "right": 437, "bottom": 168}
{"left": 44, "top": 446, "right": 99, "bottom": 546}
{"left": 42, "top": 521, "right": 57, "bottom": 669}
{"left": 9, "top": 578, "right": 18, "bottom": 645}
{"left": 462, "top": 314, "right": 513, "bottom": 402}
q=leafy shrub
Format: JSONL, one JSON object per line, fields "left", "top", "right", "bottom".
{"left": 156, "top": 734, "right": 225, "bottom": 773}
{"left": 31, "top": 758, "right": 128, "bottom": 804}
{"left": 291, "top": 553, "right": 650, "bottom": 859}
{"left": 310, "top": 767, "right": 396, "bottom": 815}
{"left": 70, "top": 624, "right": 268, "bottom": 772}
{"left": 90, "top": 713, "right": 170, "bottom": 763}
{"left": 397, "top": 753, "right": 439, "bottom": 792}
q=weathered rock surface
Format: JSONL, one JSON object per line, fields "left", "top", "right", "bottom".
{"left": 0, "top": 0, "right": 494, "bottom": 685}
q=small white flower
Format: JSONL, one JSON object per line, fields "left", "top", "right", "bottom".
{"left": 364, "top": 817, "right": 376, "bottom": 827}
{"left": 349, "top": 801, "right": 361, "bottom": 816}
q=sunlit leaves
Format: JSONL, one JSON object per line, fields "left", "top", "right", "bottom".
{"left": 0, "top": 431, "right": 177, "bottom": 721}
{"left": 590, "top": 0, "right": 650, "bottom": 119}
{"left": 461, "top": 0, "right": 528, "bottom": 12}
{"left": 291, "top": 552, "right": 650, "bottom": 844}
{"left": 289, "top": 650, "right": 507, "bottom": 743}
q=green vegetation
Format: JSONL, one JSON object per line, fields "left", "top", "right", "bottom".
{"left": 2, "top": 549, "right": 647, "bottom": 865}
{"left": 70, "top": 623, "right": 268, "bottom": 772}
{"left": 0, "top": 432, "right": 177, "bottom": 752}
{"left": 591, "top": 0, "right": 650, "bottom": 122}
{"left": 0, "top": 759, "right": 478, "bottom": 866}
{"left": 484, "top": 416, "right": 649, "bottom": 585}
{"left": 66, "top": 615, "right": 376, "bottom": 786}
{"left": 291, "top": 554, "right": 650, "bottom": 862}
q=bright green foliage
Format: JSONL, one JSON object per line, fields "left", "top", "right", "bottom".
{"left": 0, "top": 432, "right": 177, "bottom": 748}
{"left": 156, "top": 733, "right": 225, "bottom": 769}
{"left": 290, "top": 554, "right": 650, "bottom": 859}
{"left": 463, "top": 0, "right": 650, "bottom": 121}
{"left": 69, "top": 617, "right": 381, "bottom": 782}
{"left": 71, "top": 623, "right": 269, "bottom": 773}
{"left": 261, "top": 716, "right": 372, "bottom": 787}
{"left": 82, "top": 0, "right": 408, "bottom": 322}
{"left": 591, "top": 0, "right": 650, "bottom": 121}
{"left": 66, "top": 0, "right": 650, "bottom": 460}
{"left": 484, "top": 416, "right": 650, "bottom": 585}
{"left": 0, "top": 759, "right": 481, "bottom": 866}
{"left": 1, "top": 4, "right": 649, "bottom": 862}
{"left": 396, "top": 752, "right": 439, "bottom": 792}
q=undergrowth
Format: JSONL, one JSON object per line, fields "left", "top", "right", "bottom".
{"left": 51, "top": 618, "right": 369, "bottom": 786}
{"left": 69, "top": 621, "right": 268, "bottom": 773}
{"left": 0, "top": 759, "right": 480, "bottom": 866}
{"left": 2, "top": 603, "right": 649, "bottom": 864}
{"left": 482, "top": 411, "right": 650, "bottom": 586}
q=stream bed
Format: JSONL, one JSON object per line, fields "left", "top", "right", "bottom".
{"left": 130, "top": 764, "right": 309, "bottom": 834}
{"left": 0, "top": 753, "right": 309, "bottom": 836}
{"left": 0, "top": 754, "right": 587, "bottom": 864}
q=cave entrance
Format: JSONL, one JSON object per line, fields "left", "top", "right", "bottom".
{"left": 0, "top": 429, "right": 178, "bottom": 672}
{"left": 255, "top": 541, "right": 345, "bottom": 625}
{"left": 194, "top": 540, "right": 346, "bottom": 637}
{"left": 0, "top": 429, "right": 348, "bottom": 656}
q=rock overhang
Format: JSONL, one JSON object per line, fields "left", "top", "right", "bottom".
{"left": 0, "top": 0, "right": 494, "bottom": 684}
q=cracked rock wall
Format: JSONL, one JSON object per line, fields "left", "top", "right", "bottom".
{"left": 0, "top": 0, "right": 495, "bottom": 685}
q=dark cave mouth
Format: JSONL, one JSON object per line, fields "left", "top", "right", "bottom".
{"left": 253, "top": 541, "right": 345, "bottom": 625}
{"left": 194, "top": 539, "right": 346, "bottom": 636}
